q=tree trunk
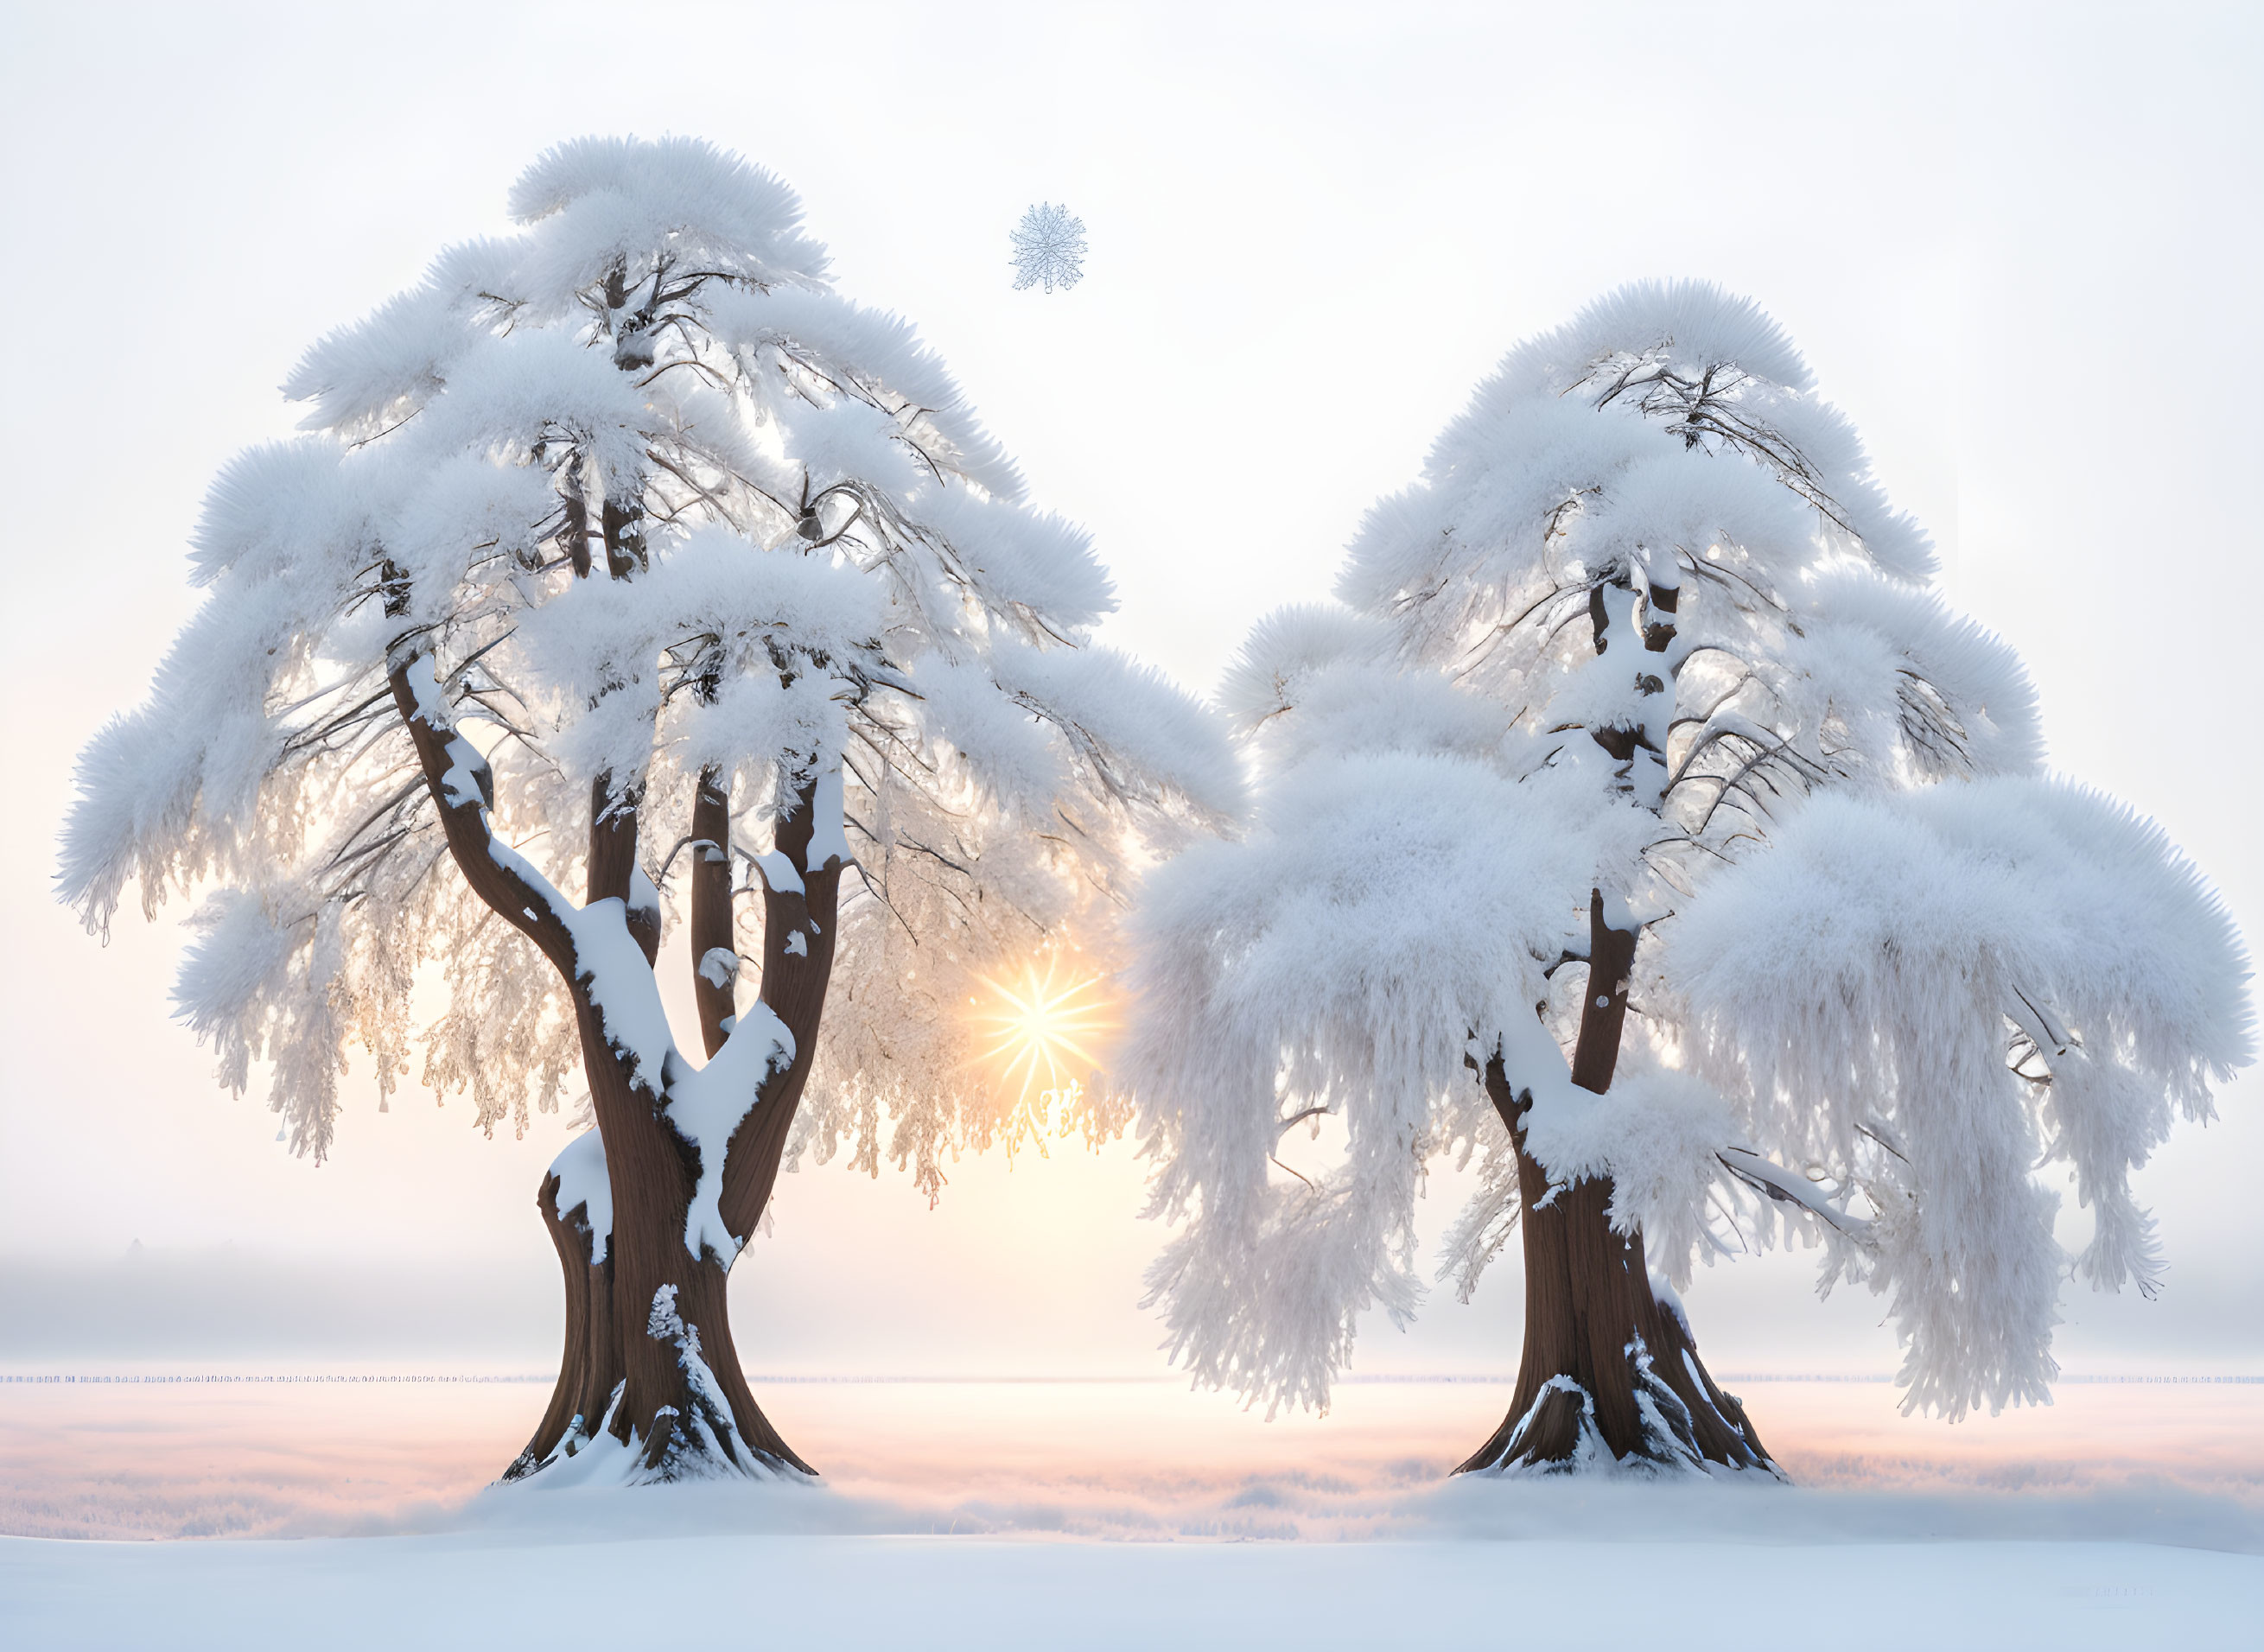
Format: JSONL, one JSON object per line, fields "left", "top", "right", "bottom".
{"left": 506, "top": 1161, "right": 811, "bottom": 1482}
{"left": 502, "top": 989, "right": 812, "bottom": 1482}
{"left": 389, "top": 369, "right": 845, "bottom": 1484}
{"left": 1453, "top": 1067, "right": 1777, "bottom": 1476}
{"left": 1457, "top": 891, "right": 1779, "bottom": 1477}
{"left": 499, "top": 775, "right": 843, "bottom": 1486}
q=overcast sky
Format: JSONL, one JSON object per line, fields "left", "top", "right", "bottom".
{"left": 3, "top": 2, "right": 2261, "bottom": 1396}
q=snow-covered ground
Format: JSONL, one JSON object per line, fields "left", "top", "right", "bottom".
{"left": 3, "top": 1378, "right": 2260, "bottom": 1647}
{"left": 4, "top": 1523, "right": 2259, "bottom": 1651}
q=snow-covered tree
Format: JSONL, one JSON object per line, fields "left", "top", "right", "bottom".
{"left": 58, "top": 137, "right": 1233, "bottom": 1484}
{"left": 1124, "top": 282, "right": 2251, "bottom": 1476}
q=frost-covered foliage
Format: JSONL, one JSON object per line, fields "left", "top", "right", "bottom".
{"left": 60, "top": 137, "right": 1230, "bottom": 1185}
{"left": 1671, "top": 780, "right": 2248, "bottom": 1415}
{"left": 1009, "top": 203, "right": 1087, "bottom": 295}
{"left": 1127, "top": 280, "right": 2249, "bottom": 1423}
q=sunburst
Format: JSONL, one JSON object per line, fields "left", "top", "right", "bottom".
{"left": 970, "top": 956, "right": 1113, "bottom": 1115}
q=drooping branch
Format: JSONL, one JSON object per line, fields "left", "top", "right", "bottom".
{"left": 1717, "top": 1147, "right": 1873, "bottom": 1240}
{"left": 1580, "top": 356, "right": 1858, "bottom": 540}
{"left": 385, "top": 654, "right": 576, "bottom": 978}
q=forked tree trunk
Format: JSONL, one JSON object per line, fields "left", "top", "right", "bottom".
{"left": 391, "top": 272, "right": 853, "bottom": 1486}
{"left": 1457, "top": 893, "right": 1778, "bottom": 1477}
{"left": 499, "top": 997, "right": 806, "bottom": 1480}
{"left": 502, "top": 785, "right": 844, "bottom": 1484}
{"left": 391, "top": 633, "right": 842, "bottom": 1481}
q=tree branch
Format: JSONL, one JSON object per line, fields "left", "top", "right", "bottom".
{"left": 690, "top": 766, "right": 737, "bottom": 1058}
{"left": 385, "top": 654, "right": 576, "bottom": 977}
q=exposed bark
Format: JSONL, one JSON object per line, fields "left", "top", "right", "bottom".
{"left": 504, "top": 772, "right": 845, "bottom": 1481}
{"left": 386, "top": 661, "right": 572, "bottom": 973}
{"left": 585, "top": 475, "right": 658, "bottom": 966}
{"left": 390, "top": 645, "right": 831, "bottom": 1481}
{"left": 689, "top": 768, "right": 736, "bottom": 1059}
{"left": 588, "top": 774, "right": 661, "bottom": 966}
{"left": 1457, "top": 890, "right": 1777, "bottom": 1477}
{"left": 1455, "top": 1058, "right": 1778, "bottom": 1474}
{"left": 509, "top": 991, "right": 813, "bottom": 1481}
{"left": 514, "top": 1168, "right": 622, "bottom": 1474}
{"left": 601, "top": 494, "right": 645, "bottom": 577}
{"left": 558, "top": 471, "right": 592, "bottom": 579}
{"left": 722, "top": 777, "right": 844, "bottom": 1240}
{"left": 381, "top": 270, "right": 852, "bottom": 1484}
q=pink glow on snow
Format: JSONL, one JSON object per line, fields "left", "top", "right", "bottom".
{"left": 5, "top": 1377, "right": 2260, "bottom": 1541}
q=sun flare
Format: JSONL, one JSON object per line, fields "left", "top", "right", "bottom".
{"left": 970, "top": 957, "right": 1114, "bottom": 1113}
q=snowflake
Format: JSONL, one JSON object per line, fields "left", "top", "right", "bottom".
{"left": 1010, "top": 202, "right": 1087, "bottom": 293}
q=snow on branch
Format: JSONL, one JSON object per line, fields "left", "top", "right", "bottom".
{"left": 62, "top": 135, "right": 1234, "bottom": 1189}
{"left": 1125, "top": 721, "right": 1600, "bottom": 1409}
{"left": 1520, "top": 1069, "right": 1770, "bottom": 1280}
{"left": 1669, "top": 778, "right": 2252, "bottom": 1417}
{"left": 506, "top": 136, "right": 829, "bottom": 318}
{"left": 1130, "top": 278, "right": 2250, "bottom": 1426}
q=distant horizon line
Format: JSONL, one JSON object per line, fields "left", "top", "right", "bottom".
{"left": 3, "top": 1371, "right": 2261, "bottom": 1387}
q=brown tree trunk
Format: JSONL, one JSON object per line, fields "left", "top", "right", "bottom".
{"left": 509, "top": 1173, "right": 620, "bottom": 1479}
{"left": 722, "top": 777, "right": 843, "bottom": 1240}
{"left": 499, "top": 772, "right": 844, "bottom": 1484}
{"left": 507, "top": 1181, "right": 809, "bottom": 1479}
{"left": 689, "top": 769, "right": 737, "bottom": 1059}
{"left": 396, "top": 289, "right": 844, "bottom": 1486}
{"left": 503, "top": 998, "right": 813, "bottom": 1481}
{"left": 1456, "top": 892, "right": 1778, "bottom": 1477}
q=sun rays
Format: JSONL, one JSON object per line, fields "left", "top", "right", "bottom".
{"left": 970, "top": 956, "right": 1114, "bottom": 1121}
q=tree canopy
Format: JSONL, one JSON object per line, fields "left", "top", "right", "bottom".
{"left": 1126, "top": 281, "right": 2251, "bottom": 1436}
{"left": 58, "top": 137, "right": 1236, "bottom": 1481}
{"left": 61, "top": 136, "right": 1232, "bottom": 1179}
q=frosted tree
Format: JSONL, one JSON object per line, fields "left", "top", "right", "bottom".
{"left": 1009, "top": 203, "right": 1087, "bottom": 294}
{"left": 1125, "top": 282, "right": 2251, "bottom": 1476}
{"left": 57, "top": 138, "right": 1233, "bottom": 1484}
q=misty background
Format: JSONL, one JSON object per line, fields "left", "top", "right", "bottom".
{"left": 3, "top": 1, "right": 2261, "bottom": 1407}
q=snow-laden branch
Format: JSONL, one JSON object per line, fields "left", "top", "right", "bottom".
{"left": 1671, "top": 779, "right": 2251, "bottom": 1417}
{"left": 662, "top": 1001, "right": 794, "bottom": 1263}
{"left": 389, "top": 651, "right": 577, "bottom": 969}
{"left": 1715, "top": 1146, "right": 1870, "bottom": 1240}
{"left": 67, "top": 134, "right": 1238, "bottom": 1193}
{"left": 1129, "top": 277, "right": 2249, "bottom": 1430}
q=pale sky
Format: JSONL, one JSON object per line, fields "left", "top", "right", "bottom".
{"left": 3, "top": 2, "right": 2261, "bottom": 1392}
